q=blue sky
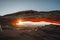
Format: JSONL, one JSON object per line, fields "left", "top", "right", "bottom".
{"left": 0, "top": 0, "right": 60, "bottom": 16}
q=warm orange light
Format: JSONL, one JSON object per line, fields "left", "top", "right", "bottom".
{"left": 16, "top": 20, "right": 24, "bottom": 25}
{"left": 11, "top": 17, "right": 60, "bottom": 26}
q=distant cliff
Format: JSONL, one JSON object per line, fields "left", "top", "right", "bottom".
{"left": 3, "top": 10, "right": 60, "bottom": 20}
{"left": 0, "top": 10, "right": 60, "bottom": 25}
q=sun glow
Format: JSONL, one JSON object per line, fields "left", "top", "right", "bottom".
{"left": 16, "top": 20, "right": 24, "bottom": 25}
{"left": 11, "top": 18, "right": 60, "bottom": 27}
{"left": 16, "top": 20, "right": 60, "bottom": 26}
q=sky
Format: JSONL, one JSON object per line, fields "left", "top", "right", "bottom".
{"left": 0, "top": 0, "right": 60, "bottom": 16}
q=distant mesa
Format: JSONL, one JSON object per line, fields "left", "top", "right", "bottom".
{"left": 0, "top": 10, "right": 60, "bottom": 26}
{"left": 3, "top": 10, "right": 60, "bottom": 21}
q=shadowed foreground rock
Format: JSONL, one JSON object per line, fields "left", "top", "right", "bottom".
{"left": 0, "top": 24, "right": 60, "bottom": 40}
